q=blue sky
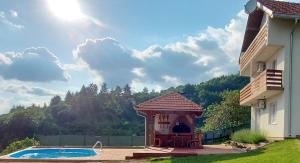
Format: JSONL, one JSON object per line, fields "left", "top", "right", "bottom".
{"left": 0, "top": 0, "right": 298, "bottom": 114}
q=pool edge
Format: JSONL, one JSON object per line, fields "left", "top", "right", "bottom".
{"left": 0, "top": 147, "right": 102, "bottom": 162}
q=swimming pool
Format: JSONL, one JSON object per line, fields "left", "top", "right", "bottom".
{"left": 9, "top": 148, "right": 97, "bottom": 159}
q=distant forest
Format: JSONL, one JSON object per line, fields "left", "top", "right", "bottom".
{"left": 0, "top": 73, "right": 249, "bottom": 151}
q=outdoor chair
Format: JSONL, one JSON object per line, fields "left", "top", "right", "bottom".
{"left": 188, "top": 131, "right": 203, "bottom": 149}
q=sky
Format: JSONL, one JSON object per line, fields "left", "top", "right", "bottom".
{"left": 0, "top": 0, "right": 299, "bottom": 114}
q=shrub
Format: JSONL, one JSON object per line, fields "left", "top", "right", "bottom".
{"left": 1, "top": 137, "right": 39, "bottom": 155}
{"left": 231, "top": 129, "right": 266, "bottom": 144}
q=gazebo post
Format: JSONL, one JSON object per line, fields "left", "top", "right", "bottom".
{"left": 145, "top": 116, "right": 149, "bottom": 147}
{"left": 144, "top": 112, "right": 154, "bottom": 147}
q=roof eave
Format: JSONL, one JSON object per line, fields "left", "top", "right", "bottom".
{"left": 273, "top": 14, "right": 300, "bottom": 20}
{"left": 136, "top": 109, "right": 203, "bottom": 112}
{"left": 257, "top": 1, "right": 274, "bottom": 18}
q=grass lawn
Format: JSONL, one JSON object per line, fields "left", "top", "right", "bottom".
{"left": 151, "top": 139, "right": 300, "bottom": 163}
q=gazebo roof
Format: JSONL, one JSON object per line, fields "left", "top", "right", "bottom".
{"left": 135, "top": 91, "right": 203, "bottom": 113}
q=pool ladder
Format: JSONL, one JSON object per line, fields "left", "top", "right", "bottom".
{"left": 92, "top": 141, "right": 103, "bottom": 151}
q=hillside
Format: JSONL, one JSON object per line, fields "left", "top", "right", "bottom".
{"left": 0, "top": 73, "right": 249, "bottom": 151}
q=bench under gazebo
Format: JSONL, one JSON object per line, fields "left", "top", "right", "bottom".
{"left": 135, "top": 91, "right": 204, "bottom": 148}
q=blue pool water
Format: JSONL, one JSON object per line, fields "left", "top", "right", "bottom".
{"left": 9, "top": 148, "right": 97, "bottom": 159}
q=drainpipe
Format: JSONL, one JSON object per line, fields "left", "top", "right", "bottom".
{"left": 288, "top": 18, "right": 299, "bottom": 137}
{"left": 135, "top": 109, "right": 148, "bottom": 147}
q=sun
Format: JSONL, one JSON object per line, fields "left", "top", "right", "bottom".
{"left": 47, "top": 0, "right": 84, "bottom": 21}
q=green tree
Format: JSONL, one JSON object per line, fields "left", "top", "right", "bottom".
{"left": 113, "top": 86, "right": 122, "bottom": 96}
{"left": 64, "top": 91, "right": 73, "bottom": 104}
{"left": 123, "top": 84, "right": 132, "bottom": 96}
{"left": 202, "top": 90, "right": 250, "bottom": 132}
{"left": 100, "top": 83, "right": 108, "bottom": 94}
{"left": 50, "top": 95, "right": 61, "bottom": 107}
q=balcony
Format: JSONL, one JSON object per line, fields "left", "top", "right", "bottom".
{"left": 240, "top": 69, "right": 283, "bottom": 106}
{"left": 240, "top": 24, "right": 268, "bottom": 75}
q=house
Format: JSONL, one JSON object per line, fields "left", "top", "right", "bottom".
{"left": 240, "top": 0, "right": 300, "bottom": 139}
{"left": 135, "top": 91, "right": 203, "bottom": 147}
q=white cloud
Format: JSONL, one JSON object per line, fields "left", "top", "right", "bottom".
{"left": 131, "top": 79, "right": 162, "bottom": 92}
{"left": 9, "top": 10, "right": 18, "bottom": 18}
{"left": 3, "top": 84, "right": 63, "bottom": 96}
{"left": 132, "top": 45, "right": 162, "bottom": 61}
{"left": 0, "top": 47, "right": 69, "bottom": 82}
{"left": 0, "top": 97, "right": 11, "bottom": 114}
{"left": 84, "top": 15, "right": 104, "bottom": 28}
{"left": 74, "top": 38, "right": 140, "bottom": 86}
{"left": 0, "top": 53, "right": 12, "bottom": 65}
{"left": 0, "top": 11, "right": 24, "bottom": 30}
{"left": 132, "top": 67, "right": 146, "bottom": 77}
{"left": 207, "top": 67, "right": 226, "bottom": 78}
{"left": 74, "top": 10, "right": 247, "bottom": 91}
{"left": 206, "top": 10, "right": 247, "bottom": 63}
{"left": 0, "top": 77, "right": 66, "bottom": 114}
{"left": 162, "top": 75, "right": 182, "bottom": 86}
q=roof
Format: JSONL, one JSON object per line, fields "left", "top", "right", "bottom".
{"left": 240, "top": 0, "right": 300, "bottom": 57}
{"left": 135, "top": 91, "right": 203, "bottom": 112}
{"left": 258, "top": 0, "right": 300, "bottom": 18}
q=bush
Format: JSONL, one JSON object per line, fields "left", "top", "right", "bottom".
{"left": 231, "top": 129, "right": 266, "bottom": 144}
{"left": 1, "top": 138, "right": 39, "bottom": 155}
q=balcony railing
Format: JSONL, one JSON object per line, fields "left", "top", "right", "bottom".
{"left": 240, "top": 24, "right": 268, "bottom": 71}
{"left": 240, "top": 69, "right": 283, "bottom": 105}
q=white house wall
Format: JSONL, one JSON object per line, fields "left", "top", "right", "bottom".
{"left": 267, "top": 17, "right": 300, "bottom": 137}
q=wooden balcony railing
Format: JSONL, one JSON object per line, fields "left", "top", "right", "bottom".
{"left": 240, "top": 69, "right": 283, "bottom": 105}
{"left": 240, "top": 24, "right": 268, "bottom": 71}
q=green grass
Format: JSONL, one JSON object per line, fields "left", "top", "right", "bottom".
{"left": 231, "top": 129, "right": 266, "bottom": 144}
{"left": 0, "top": 138, "right": 39, "bottom": 156}
{"left": 151, "top": 139, "right": 300, "bottom": 163}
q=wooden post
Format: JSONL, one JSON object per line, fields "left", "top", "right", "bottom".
{"left": 145, "top": 117, "right": 149, "bottom": 147}
{"left": 148, "top": 114, "right": 154, "bottom": 146}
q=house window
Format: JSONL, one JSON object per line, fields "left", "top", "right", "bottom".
{"left": 270, "top": 102, "right": 277, "bottom": 125}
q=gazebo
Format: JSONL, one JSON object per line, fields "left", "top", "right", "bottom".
{"left": 135, "top": 91, "right": 204, "bottom": 148}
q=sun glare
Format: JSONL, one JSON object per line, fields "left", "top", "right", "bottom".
{"left": 47, "top": 0, "right": 84, "bottom": 21}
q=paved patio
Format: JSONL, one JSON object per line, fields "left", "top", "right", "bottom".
{"left": 126, "top": 144, "right": 242, "bottom": 159}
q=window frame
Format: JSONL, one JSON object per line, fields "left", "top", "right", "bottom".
{"left": 269, "top": 102, "right": 277, "bottom": 125}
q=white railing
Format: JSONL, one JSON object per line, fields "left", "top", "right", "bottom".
{"left": 92, "top": 141, "right": 103, "bottom": 151}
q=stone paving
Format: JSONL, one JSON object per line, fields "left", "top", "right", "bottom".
{"left": 128, "top": 144, "right": 241, "bottom": 159}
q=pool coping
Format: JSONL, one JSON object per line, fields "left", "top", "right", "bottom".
{"left": 0, "top": 146, "right": 102, "bottom": 162}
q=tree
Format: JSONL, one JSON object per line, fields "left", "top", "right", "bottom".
{"left": 50, "top": 96, "right": 61, "bottom": 107}
{"left": 0, "top": 73, "right": 249, "bottom": 151}
{"left": 100, "top": 83, "right": 108, "bottom": 94}
{"left": 112, "top": 86, "right": 122, "bottom": 96}
{"left": 142, "top": 87, "right": 148, "bottom": 94}
{"left": 79, "top": 85, "right": 87, "bottom": 95}
{"left": 182, "top": 84, "right": 198, "bottom": 103}
{"left": 202, "top": 90, "right": 250, "bottom": 132}
{"left": 86, "top": 83, "right": 98, "bottom": 96}
{"left": 123, "top": 84, "right": 131, "bottom": 96}
{"left": 65, "top": 91, "right": 73, "bottom": 104}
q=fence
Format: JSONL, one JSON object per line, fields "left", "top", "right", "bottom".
{"left": 37, "top": 135, "right": 145, "bottom": 147}
{"left": 37, "top": 124, "right": 250, "bottom": 146}
{"left": 202, "top": 124, "right": 250, "bottom": 144}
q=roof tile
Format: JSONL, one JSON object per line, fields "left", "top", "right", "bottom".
{"left": 258, "top": 0, "right": 300, "bottom": 16}
{"left": 135, "top": 92, "right": 203, "bottom": 112}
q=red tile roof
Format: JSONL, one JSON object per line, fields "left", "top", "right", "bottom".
{"left": 240, "top": 0, "right": 300, "bottom": 56}
{"left": 135, "top": 92, "right": 203, "bottom": 112}
{"left": 258, "top": 0, "right": 300, "bottom": 17}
